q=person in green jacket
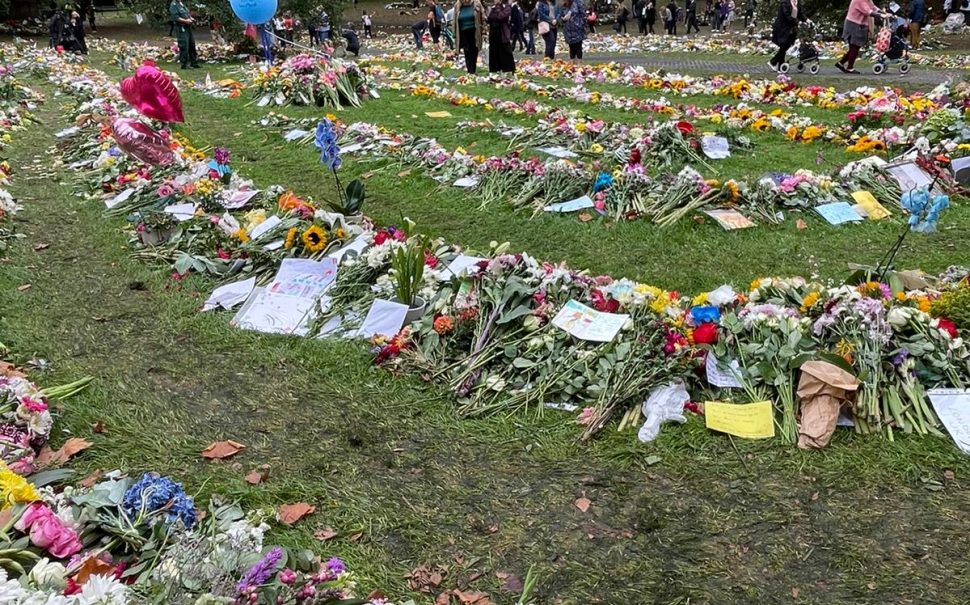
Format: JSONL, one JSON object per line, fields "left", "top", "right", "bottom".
{"left": 170, "top": 0, "right": 199, "bottom": 69}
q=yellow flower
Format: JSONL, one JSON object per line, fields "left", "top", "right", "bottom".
{"left": 301, "top": 225, "right": 327, "bottom": 252}
{"left": 800, "top": 291, "right": 820, "bottom": 313}
{"left": 1, "top": 134, "right": 10, "bottom": 144}
{"left": 801, "top": 126, "right": 823, "bottom": 142}
{"left": 575, "top": 122, "right": 587, "bottom": 133}
{"left": 284, "top": 227, "right": 298, "bottom": 250}
{"left": 243, "top": 209, "right": 267, "bottom": 232}
{"left": 335, "top": 227, "right": 348, "bottom": 239}
{"left": 234, "top": 228, "right": 250, "bottom": 243}
{"left": 590, "top": 143, "right": 604, "bottom": 154}
{"left": 751, "top": 118, "right": 771, "bottom": 132}
{"left": 691, "top": 292, "right": 709, "bottom": 306}
{"left": 0, "top": 461, "right": 40, "bottom": 510}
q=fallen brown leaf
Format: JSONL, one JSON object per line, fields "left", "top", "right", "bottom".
{"left": 79, "top": 469, "right": 103, "bottom": 488}
{"left": 452, "top": 589, "right": 494, "bottom": 605}
{"left": 0, "top": 361, "right": 26, "bottom": 378}
{"left": 810, "top": 491, "right": 819, "bottom": 502}
{"left": 796, "top": 218, "right": 808, "bottom": 230}
{"left": 314, "top": 527, "right": 338, "bottom": 541}
{"left": 201, "top": 440, "right": 245, "bottom": 460}
{"left": 578, "top": 212, "right": 593, "bottom": 223}
{"left": 497, "top": 572, "right": 523, "bottom": 593}
{"left": 244, "top": 464, "right": 270, "bottom": 485}
{"left": 397, "top": 169, "right": 412, "bottom": 178}
{"left": 91, "top": 421, "right": 106, "bottom": 434}
{"left": 791, "top": 587, "right": 800, "bottom": 599}
{"left": 692, "top": 214, "right": 707, "bottom": 225}
{"left": 485, "top": 524, "right": 499, "bottom": 535}
{"left": 575, "top": 497, "right": 591, "bottom": 513}
{"left": 407, "top": 564, "right": 448, "bottom": 593}
{"left": 36, "top": 437, "right": 93, "bottom": 467}
{"left": 74, "top": 556, "right": 114, "bottom": 585}
{"left": 278, "top": 503, "right": 315, "bottom": 526}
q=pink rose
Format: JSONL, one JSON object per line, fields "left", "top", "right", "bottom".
{"left": 15, "top": 502, "right": 83, "bottom": 559}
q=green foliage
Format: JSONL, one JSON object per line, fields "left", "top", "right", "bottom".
{"left": 338, "top": 178, "right": 366, "bottom": 215}
{"left": 933, "top": 284, "right": 970, "bottom": 331}
{"left": 391, "top": 234, "right": 427, "bottom": 307}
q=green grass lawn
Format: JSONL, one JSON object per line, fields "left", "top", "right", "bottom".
{"left": 3, "top": 49, "right": 970, "bottom": 604}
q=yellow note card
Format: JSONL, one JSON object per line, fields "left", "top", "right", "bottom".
{"left": 705, "top": 400, "right": 775, "bottom": 439}
{"left": 851, "top": 191, "right": 891, "bottom": 220}
{"left": 425, "top": 111, "right": 452, "bottom": 118}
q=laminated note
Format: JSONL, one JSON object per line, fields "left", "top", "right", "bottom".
{"left": 705, "top": 400, "right": 775, "bottom": 439}
{"left": 357, "top": 299, "right": 409, "bottom": 339}
{"left": 544, "top": 195, "right": 594, "bottom": 213}
{"left": 851, "top": 191, "right": 891, "bottom": 220}
{"left": 537, "top": 146, "right": 578, "bottom": 159}
{"left": 163, "top": 203, "right": 198, "bottom": 221}
{"left": 705, "top": 209, "right": 755, "bottom": 230}
{"left": 552, "top": 299, "right": 628, "bottom": 343}
{"left": 268, "top": 258, "right": 338, "bottom": 299}
{"left": 438, "top": 254, "right": 486, "bottom": 281}
{"left": 701, "top": 136, "right": 730, "bottom": 159}
{"left": 816, "top": 202, "right": 863, "bottom": 225}
{"left": 706, "top": 354, "right": 743, "bottom": 388}
{"left": 105, "top": 188, "right": 135, "bottom": 209}
{"left": 203, "top": 277, "right": 256, "bottom": 312}
{"left": 928, "top": 389, "right": 970, "bottom": 455}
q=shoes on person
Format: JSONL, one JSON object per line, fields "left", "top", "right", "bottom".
{"left": 190, "top": 64, "right": 201, "bottom": 68}
{"left": 845, "top": 68, "right": 860, "bottom": 74}
{"left": 767, "top": 61, "right": 777, "bottom": 72}
{"left": 834, "top": 62, "right": 847, "bottom": 73}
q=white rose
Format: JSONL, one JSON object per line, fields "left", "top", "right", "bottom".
{"left": 28, "top": 559, "right": 67, "bottom": 590}
{"left": 887, "top": 307, "right": 913, "bottom": 327}
{"left": 707, "top": 285, "right": 736, "bottom": 306}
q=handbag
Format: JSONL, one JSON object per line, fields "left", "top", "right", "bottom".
{"left": 538, "top": 20, "right": 550, "bottom": 34}
{"left": 587, "top": 10, "right": 597, "bottom": 22}
{"left": 874, "top": 26, "right": 892, "bottom": 53}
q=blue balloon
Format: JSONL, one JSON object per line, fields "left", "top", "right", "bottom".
{"left": 230, "top": 0, "right": 278, "bottom": 24}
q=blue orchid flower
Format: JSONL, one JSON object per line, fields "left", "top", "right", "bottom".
{"left": 690, "top": 305, "right": 720, "bottom": 324}
{"left": 593, "top": 171, "right": 613, "bottom": 192}
{"left": 314, "top": 118, "right": 341, "bottom": 171}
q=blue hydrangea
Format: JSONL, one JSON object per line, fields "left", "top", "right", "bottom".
{"left": 122, "top": 472, "right": 197, "bottom": 529}
{"left": 314, "top": 118, "right": 341, "bottom": 171}
{"left": 690, "top": 305, "right": 720, "bottom": 324}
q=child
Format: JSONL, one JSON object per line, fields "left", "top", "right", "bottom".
{"left": 362, "top": 11, "right": 373, "bottom": 37}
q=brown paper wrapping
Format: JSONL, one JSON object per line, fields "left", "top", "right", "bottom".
{"left": 797, "top": 360, "right": 860, "bottom": 450}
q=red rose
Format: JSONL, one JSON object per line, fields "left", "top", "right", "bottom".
{"left": 676, "top": 121, "right": 694, "bottom": 135}
{"left": 938, "top": 318, "right": 959, "bottom": 339}
{"left": 373, "top": 231, "right": 388, "bottom": 245}
{"left": 693, "top": 322, "right": 719, "bottom": 345}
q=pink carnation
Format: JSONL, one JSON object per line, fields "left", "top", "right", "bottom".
{"left": 14, "top": 502, "right": 83, "bottom": 558}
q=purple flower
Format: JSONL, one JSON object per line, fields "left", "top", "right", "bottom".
{"left": 236, "top": 546, "right": 284, "bottom": 593}
{"left": 325, "top": 557, "right": 346, "bottom": 574}
{"left": 214, "top": 147, "right": 231, "bottom": 166}
{"left": 891, "top": 348, "right": 910, "bottom": 368}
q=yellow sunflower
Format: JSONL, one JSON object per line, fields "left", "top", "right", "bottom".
{"left": 301, "top": 225, "right": 327, "bottom": 252}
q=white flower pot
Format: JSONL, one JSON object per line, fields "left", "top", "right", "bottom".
{"left": 395, "top": 296, "right": 427, "bottom": 324}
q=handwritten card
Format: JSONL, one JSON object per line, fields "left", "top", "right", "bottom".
{"left": 453, "top": 176, "right": 480, "bottom": 188}
{"left": 815, "top": 201, "right": 863, "bottom": 225}
{"left": 231, "top": 288, "right": 316, "bottom": 336}
{"left": 268, "top": 258, "right": 338, "bottom": 299}
{"left": 705, "top": 209, "right": 755, "bottom": 230}
{"left": 221, "top": 189, "right": 259, "bottom": 209}
{"left": 701, "top": 136, "right": 730, "bottom": 159}
{"left": 705, "top": 400, "right": 775, "bottom": 439}
{"left": 928, "top": 389, "right": 970, "bottom": 455}
{"left": 544, "top": 195, "right": 594, "bottom": 213}
{"left": 706, "top": 353, "right": 743, "bottom": 388}
{"left": 552, "top": 299, "right": 629, "bottom": 343}
{"left": 886, "top": 162, "right": 933, "bottom": 192}
{"left": 357, "top": 299, "right": 409, "bottom": 339}
{"left": 851, "top": 191, "right": 891, "bottom": 220}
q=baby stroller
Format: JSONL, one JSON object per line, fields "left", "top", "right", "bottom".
{"left": 872, "top": 21, "right": 911, "bottom": 74}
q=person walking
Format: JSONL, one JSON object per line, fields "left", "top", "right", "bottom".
{"left": 169, "top": 0, "right": 199, "bottom": 69}
{"left": 537, "top": 0, "right": 558, "bottom": 59}
{"left": 487, "top": 0, "right": 516, "bottom": 72}
{"left": 769, "top": 0, "right": 802, "bottom": 70}
{"left": 70, "top": 10, "right": 87, "bottom": 53}
{"left": 908, "top": 0, "right": 926, "bottom": 48}
{"left": 362, "top": 11, "right": 373, "bottom": 37}
{"left": 587, "top": 3, "right": 597, "bottom": 33}
{"left": 635, "top": 0, "right": 646, "bottom": 32}
{"left": 48, "top": 5, "right": 66, "bottom": 49}
{"left": 616, "top": 5, "right": 630, "bottom": 31}
{"left": 561, "top": 0, "right": 587, "bottom": 62}
{"left": 525, "top": 3, "right": 538, "bottom": 53}
{"left": 85, "top": 1, "right": 96, "bottom": 31}
{"left": 743, "top": 0, "right": 756, "bottom": 27}
{"left": 428, "top": 0, "right": 445, "bottom": 47}
{"left": 453, "top": 0, "right": 485, "bottom": 72}
{"left": 685, "top": 0, "right": 700, "bottom": 32}
{"left": 646, "top": 0, "right": 656, "bottom": 31}
{"left": 511, "top": 0, "right": 527, "bottom": 50}
{"left": 665, "top": 1, "right": 677, "bottom": 33}
{"left": 836, "top": 0, "right": 889, "bottom": 73}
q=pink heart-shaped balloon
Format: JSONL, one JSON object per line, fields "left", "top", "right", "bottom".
{"left": 120, "top": 61, "right": 185, "bottom": 123}
{"left": 111, "top": 118, "right": 175, "bottom": 166}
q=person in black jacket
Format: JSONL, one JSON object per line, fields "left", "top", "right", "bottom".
{"left": 511, "top": 0, "right": 527, "bottom": 51}
{"left": 70, "top": 10, "right": 87, "bottom": 53}
{"left": 685, "top": 0, "right": 700, "bottom": 32}
{"left": 769, "top": 0, "right": 804, "bottom": 70}
{"left": 645, "top": 0, "right": 656, "bottom": 31}
{"left": 48, "top": 6, "right": 66, "bottom": 48}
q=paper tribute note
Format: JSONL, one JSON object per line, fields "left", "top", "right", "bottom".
{"left": 231, "top": 287, "right": 317, "bottom": 336}
{"left": 357, "top": 299, "right": 409, "bottom": 339}
{"left": 247, "top": 215, "right": 282, "bottom": 240}
{"left": 885, "top": 161, "right": 933, "bottom": 192}
{"left": 705, "top": 209, "right": 755, "bottom": 230}
{"left": 544, "top": 195, "right": 594, "bottom": 213}
{"left": 927, "top": 389, "right": 970, "bottom": 454}
{"left": 851, "top": 191, "right": 891, "bottom": 220}
{"left": 701, "top": 135, "right": 730, "bottom": 159}
{"left": 453, "top": 176, "right": 480, "bottom": 188}
{"left": 163, "top": 203, "right": 198, "bottom": 222}
{"left": 425, "top": 111, "right": 452, "bottom": 118}
{"left": 202, "top": 277, "right": 256, "bottom": 312}
{"left": 815, "top": 201, "right": 863, "bottom": 225}
{"left": 282, "top": 129, "right": 309, "bottom": 142}
{"left": 705, "top": 400, "right": 775, "bottom": 439}
{"left": 552, "top": 299, "right": 629, "bottom": 343}
{"left": 952, "top": 156, "right": 970, "bottom": 185}
{"left": 104, "top": 188, "right": 135, "bottom": 209}
{"left": 438, "top": 254, "right": 486, "bottom": 281}
{"left": 537, "top": 146, "right": 578, "bottom": 159}
{"left": 705, "top": 353, "right": 743, "bottom": 388}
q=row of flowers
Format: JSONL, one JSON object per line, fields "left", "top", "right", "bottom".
{"left": 32, "top": 43, "right": 970, "bottom": 452}
{"left": 1, "top": 43, "right": 408, "bottom": 605}
{"left": 0, "top": 58, "right": 42, "bottom": 248}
